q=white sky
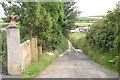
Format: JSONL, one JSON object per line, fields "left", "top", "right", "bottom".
{"left": 0, "top": 0, "right": 120, "bottom": 18}
{"left": 76, "top": 0, "right": 120, "bottom": 17}
{"left": 0, "top": 4, "right": 5, "bottom": 18}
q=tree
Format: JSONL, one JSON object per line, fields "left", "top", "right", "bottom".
{"left": 41, "top": 2, "right": 67, "bottom": 50}
{"left": 64, "top": 1, "right": 81, "bottom": 38}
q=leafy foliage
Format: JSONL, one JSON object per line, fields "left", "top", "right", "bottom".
{"left": 86, "top": 6, "right": 120, "bottom": 52}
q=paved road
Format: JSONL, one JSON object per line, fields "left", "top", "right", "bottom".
{"left": 37, "top": 41, "right": 118, "bottom": 78}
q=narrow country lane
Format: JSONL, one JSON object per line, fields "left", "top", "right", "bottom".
{"left": 37, "top": 41, "right": 118, "bottom": 78}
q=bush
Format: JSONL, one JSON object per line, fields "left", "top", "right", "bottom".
{"left": 56, "top": 36, "right": 68, "bottom": 53}
{"left": 20, "top": 26, "right": 32, "bottom": 43}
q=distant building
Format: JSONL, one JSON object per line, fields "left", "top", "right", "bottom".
{"left": 70, "top": 28, "right": 80, "bottom": 32}
{"left": 79, "top": 27, "right": 90, "bottom": 32}
{"left": 70, "top": 26, "right": 90, "bottom": 33}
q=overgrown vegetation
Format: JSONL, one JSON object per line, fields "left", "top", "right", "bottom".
{"left": 70, "top": 5, "right": 120, "bottom": 73}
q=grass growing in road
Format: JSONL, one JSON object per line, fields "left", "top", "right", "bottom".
{"left": 22, "top": 52, "right": 59, "bottom": 78}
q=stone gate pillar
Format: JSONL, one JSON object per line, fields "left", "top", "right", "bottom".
{"left": 30, "top": 38, "right": 38, "bottom": 62}
{"left": 6, "top": 26, "right": 22, "bottom": 75}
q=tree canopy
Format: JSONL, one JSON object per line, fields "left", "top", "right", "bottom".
{"left": 1, "top": 1, "right": 80, "bottom": 51}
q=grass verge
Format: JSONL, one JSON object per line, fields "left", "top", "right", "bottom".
{"left": 22, "top": 51, "right": 59, "bottom": 78}
{"left": 79, "top": 43, "right": 118, "bottom": 73}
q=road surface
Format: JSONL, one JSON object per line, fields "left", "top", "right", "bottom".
{"left": 37, "top": 41, "right": 118, "bottom": 78}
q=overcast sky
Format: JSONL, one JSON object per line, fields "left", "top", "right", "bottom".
{"left": 76, "top": 0, "right": 120, "bottom": 17}
{"left": 0, "top": 0, "right": 120, "bottom": 18}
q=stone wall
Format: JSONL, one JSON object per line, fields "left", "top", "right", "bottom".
{"left": 20, "top": 40, "right": 31, "bottom": 71}
{"left": 20, "top": 38, "right": 38, "bottom": 73}
{"left": 7, "top": 27, "right": 39, "bottom": 75}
